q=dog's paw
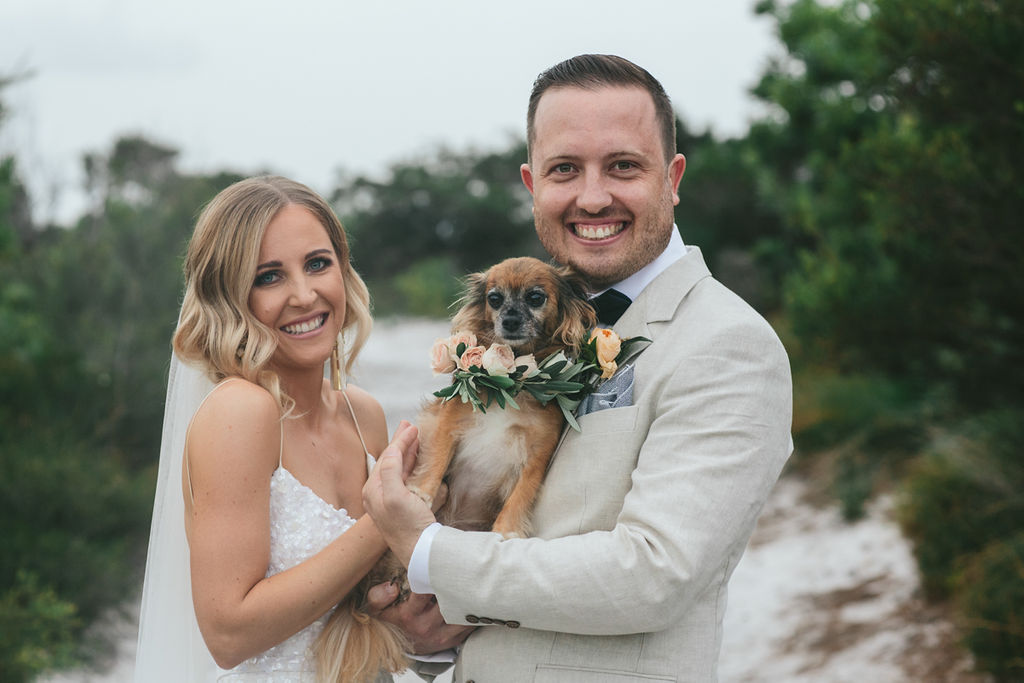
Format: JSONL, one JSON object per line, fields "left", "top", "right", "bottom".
{"left": 392, "top": 576, "right": 412, "bottom": 605}
{"left": 407, "top": 485, "right": 433, "bottom": 507}
{"left": 492, "top": 517, "right": 531, "bottom": 540}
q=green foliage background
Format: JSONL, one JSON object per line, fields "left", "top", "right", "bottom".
{"left": 1, "top": 0, "right": 1022, "bottom": 679}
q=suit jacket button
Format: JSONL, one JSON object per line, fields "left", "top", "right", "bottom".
{"left": 505, "top": 620, "right": 520, "bottom": 629}
{"left": 465, "top": 615, "right": 480, "bottom": 624}
{"left": 478, "top": 616, "right": 494, "bottom": 624}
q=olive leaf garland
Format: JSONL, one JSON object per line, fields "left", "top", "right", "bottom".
{"left": 432, "top": 331, "right": 650, "bottom": 431}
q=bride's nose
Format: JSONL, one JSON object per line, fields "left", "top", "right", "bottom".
{"left": 288, "top": 275, "right": 318, "bottom": 307}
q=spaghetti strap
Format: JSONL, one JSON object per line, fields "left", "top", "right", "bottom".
{"left": 278, "top": 413, "right": 285, "bottom": 470}
{"left": 183, "top": 377, "right": 253, "bottom": 504}
{"left": 340, "top": 389, "right": 375, "bottom": 475}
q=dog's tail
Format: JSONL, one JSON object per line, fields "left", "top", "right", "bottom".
{"left": 314, "top": 596, "right": 410, "bottom": 683}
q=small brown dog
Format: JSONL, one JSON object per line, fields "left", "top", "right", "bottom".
{"left": 315, "top": 256, "right": 596, "bottom": 682}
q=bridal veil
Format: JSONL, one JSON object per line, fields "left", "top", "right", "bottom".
{"left": 134, "top": 353, "right": 220, "bottom": 681}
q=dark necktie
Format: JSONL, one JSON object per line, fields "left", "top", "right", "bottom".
{"left": 591, "top": 288, "right": 632, "bottom": 326}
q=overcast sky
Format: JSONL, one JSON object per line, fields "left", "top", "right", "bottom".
{"left": 1, "top": 0, "right": 780, "bottom": 222}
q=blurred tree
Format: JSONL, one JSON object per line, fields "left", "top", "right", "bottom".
{"left": 674, "top": 119, "right": 787, "bottom": 311}
{"left": 332, "top": 142, "right": 544, "bottom": 316}
{"left": 751, "top": 2, "right": 1024, "bottom": 675}
{"left": 753, "top": 0, "right": 1024, "bottom": 406}
{"left": 46, "top": 138, "right": 243, "bottom": 464}
{"left": 335, "top": 128, "right": 791, "bottom": 316}
{"left": 0, "top": 99, "right": 242, "bottom": 676}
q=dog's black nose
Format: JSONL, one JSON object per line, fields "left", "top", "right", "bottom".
{"left": 502, "top": 310, "right": 523, "bottom": 333}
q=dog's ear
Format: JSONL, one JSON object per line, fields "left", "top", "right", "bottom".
{"left": 450, "top": 270, "right": 489, "bottom": 334}
{"left": 553, "top": 265, "right": 598, "bottom": 349}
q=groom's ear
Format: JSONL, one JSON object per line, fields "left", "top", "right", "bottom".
{"left": 520, "top": 163, "right": 535, "bottom": 195}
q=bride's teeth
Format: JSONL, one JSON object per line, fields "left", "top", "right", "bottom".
{"left": 575, "top": 223, "right": 623, "bottom": 239}
{"left": 283, "top": 315, "right": 325, "bottom": 334}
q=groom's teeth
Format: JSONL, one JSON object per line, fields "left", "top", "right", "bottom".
{"left": 283, "top": 315, "right": 325, "bottom": 334}
{"left": 574, "top": 223, "right": 623, "bottom": 240}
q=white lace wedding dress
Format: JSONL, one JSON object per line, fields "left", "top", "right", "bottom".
{"left": 217, "top": 463, "right": 365, "bottom": 682}
{"left": 136, "top": 360, "right": 386, "bottom": 683}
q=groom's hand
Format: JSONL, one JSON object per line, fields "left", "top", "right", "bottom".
{"left": 363, "top": 435, "right": 436, "bottom": 567}
{"left": 365, "top": 584, "right": 475, "bottom": 654}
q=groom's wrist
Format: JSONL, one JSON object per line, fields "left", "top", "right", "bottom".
{"left": 407, "top": 522, "right": 441, "bottom": 594}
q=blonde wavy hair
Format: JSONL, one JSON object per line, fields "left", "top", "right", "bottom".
{"left": 173, "top": 175, "right": 372, "bottom": 413}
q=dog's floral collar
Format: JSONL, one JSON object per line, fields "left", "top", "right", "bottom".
{"left": 430, "top": 329, "right": 649, "bottom": 431}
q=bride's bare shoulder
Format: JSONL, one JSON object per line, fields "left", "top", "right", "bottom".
{"left": 189, "top": 379, "right": 280, "bottom": 466}
{"left": 199, "top": 378, "right": 277, "bottom": 419}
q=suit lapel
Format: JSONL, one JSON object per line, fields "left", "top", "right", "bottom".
{"left": 552, "top": 246, "right": 712, "bottom": 448}
{"left": 613, "top": 245, "right": 712, "bottom": 342}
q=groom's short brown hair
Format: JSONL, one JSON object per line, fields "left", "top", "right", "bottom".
{"left": 525, "top": 54, "right": 677, "bottom": 163}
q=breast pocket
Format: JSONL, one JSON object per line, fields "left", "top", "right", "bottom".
{"left": 576, "top": 405, "right": 639, "bottom": 435}
{"left": 534, "top": 665, "right": 675, "bottom": 682}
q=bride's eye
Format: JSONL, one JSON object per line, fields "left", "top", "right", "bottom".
{"left": 254, "top": 270, "right": 280, "bottom": 286}
{"left": 307, "top": 257, "right": 332, "bottom": 272}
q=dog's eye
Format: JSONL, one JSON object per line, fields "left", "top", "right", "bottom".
{"left": 487, "top": 292, "right": 504, "bottom": 309}
{"left": 525, "top": 291, "right": 547, "bottom": 308}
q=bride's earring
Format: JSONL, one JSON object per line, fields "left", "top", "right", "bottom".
{"left": 330, "top": 333, "right": 346, "bottom": 391}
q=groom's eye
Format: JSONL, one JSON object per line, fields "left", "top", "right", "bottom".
{"left": 487, "top": 292, "right": 504, "bottom": 309}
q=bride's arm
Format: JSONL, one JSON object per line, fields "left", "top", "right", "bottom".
{"left": 184, "top": 380, "right": 410, "bottom": 669}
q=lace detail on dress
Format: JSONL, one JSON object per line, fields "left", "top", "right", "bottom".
{"left": 218, "top": 467, "right": 358, "bottom": 682}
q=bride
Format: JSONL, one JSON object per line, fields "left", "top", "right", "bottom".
{"left": 134, "top": 175, "right": 420, "bottom": 682}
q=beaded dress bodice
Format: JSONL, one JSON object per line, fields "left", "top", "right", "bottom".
{"left": 217, "top": 463, "right": 367, "bottom": 682}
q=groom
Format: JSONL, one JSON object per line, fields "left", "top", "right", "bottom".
{"left": 365, "top": 54, "right": 793, "bottom": 681}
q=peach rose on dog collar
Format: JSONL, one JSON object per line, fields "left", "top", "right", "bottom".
{"left": 458, "top": 345, "right": 487, "bottom": 371}
{"left": 430, "top": 330, "right": 479, "bottom": 375}
{"left": 482, "top": 343, "right": 517, "bottom": 376}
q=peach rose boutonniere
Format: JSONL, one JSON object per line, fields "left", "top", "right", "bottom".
{"left": 577, "top": 327, "right": 650, "bottom": 389}
{"left": 431, "top": 327, "right": 650, "bottom": 431}
{"left": 591, "top": 328, "right": 622, "bottom": 379}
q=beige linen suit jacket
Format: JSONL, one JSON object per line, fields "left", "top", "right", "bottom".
{"left": 428, "top": 246, "right": 793, "bottom": 682}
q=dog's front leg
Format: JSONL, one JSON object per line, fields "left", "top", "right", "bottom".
{"left": 405, "top": 406, "right": 460, "bottom": 507}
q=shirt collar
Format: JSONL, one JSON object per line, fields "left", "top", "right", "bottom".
{"left": 590, "top": 227, "right": 686, "bottom": 301}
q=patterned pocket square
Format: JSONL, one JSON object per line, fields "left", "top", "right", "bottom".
{"left": 577, "top": 363, "right": 635, "bottom": 418}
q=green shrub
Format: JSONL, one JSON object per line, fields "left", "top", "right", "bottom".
{"left": 0, "top": 571, "right": 79, "bottom": 683}
{"left": 0, "top": 429, "right": 153, "bottom": 675}
{"left": 791, "top": 370, "right": 929, "bottom": 518}
{"left": 391, "top": 256, "right": 463, "bottom": 319}
{"left": 956, "top": 533, "right": 1024, "bottom": 681}
{"left": 899, "top": 409, "right": 1024, "bottom": 597}
{"left": 793, "top": 372, "right": 927, "bottom": 452}
{"left": 900, "top": 455, "right": 997, "bottom": 595}
{"left": 833, "top": 450, "right": 876, "bottom": 521}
